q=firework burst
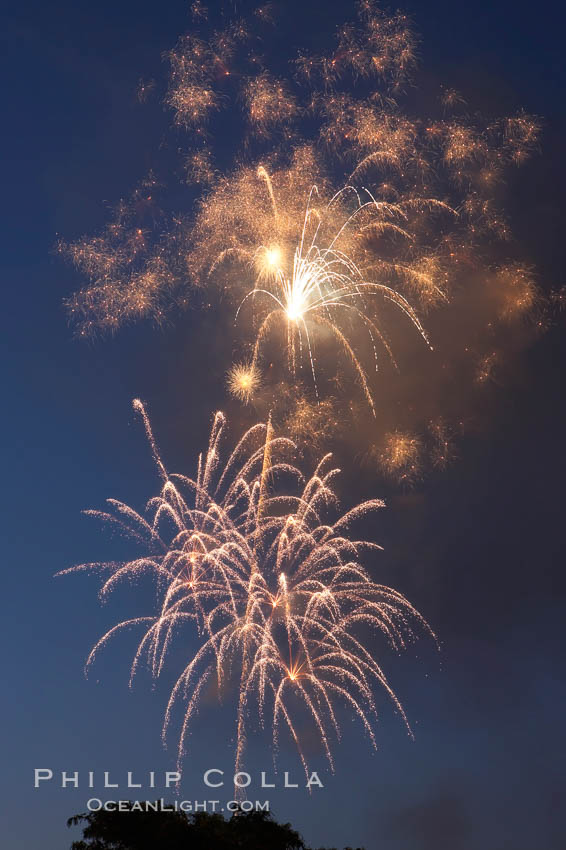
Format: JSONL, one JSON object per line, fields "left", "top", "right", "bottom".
{"left": 59, "top": 1, "right": 545, "bottom": 467}
{"left": 59, "top": 401, "right": 433, "bottom": 779}
{"left": 232, "top": 181, "right": 432, "bottom": 414}
{"left": 227, "top": 361, "right": 262, "bottom": 402}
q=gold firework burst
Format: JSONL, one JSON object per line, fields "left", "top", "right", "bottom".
{"left": 227, "top": 362, "right": 262, "bottom": 402}
{"left": 58, "top": 401, "right": 434, "bottom": 780}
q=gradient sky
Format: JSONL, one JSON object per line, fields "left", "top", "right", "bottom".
{"left": 1, "top": 1, "right": 565, "bottom": 848}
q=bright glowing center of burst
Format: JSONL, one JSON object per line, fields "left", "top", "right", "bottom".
{"left": 286, "top": 294, "right": 306, "bottom": 322}
{"left": 266, "top": 247, "right": 281, "bottom": 267}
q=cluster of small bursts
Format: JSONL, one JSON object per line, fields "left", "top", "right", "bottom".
{"left": 59, "top": 1, "right": 557, "bottom": 778}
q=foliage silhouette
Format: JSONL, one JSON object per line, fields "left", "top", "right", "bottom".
{"left": 67, "top": 805, "right": 365, "bottom": 849}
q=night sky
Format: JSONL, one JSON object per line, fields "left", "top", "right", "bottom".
{"left": 1, "top": 1, "right": 565, "bottom": 848}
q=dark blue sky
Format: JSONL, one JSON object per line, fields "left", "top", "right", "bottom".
{"left": 1, "top": 1, "right": 565, "bottom": 848}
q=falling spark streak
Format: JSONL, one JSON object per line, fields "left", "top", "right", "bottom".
{"left": 58, "top": 401, "right": 434, "bottom": 781}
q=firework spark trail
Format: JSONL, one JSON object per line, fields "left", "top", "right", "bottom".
{"left": 59, "top": 401, "right": 434, "bottom": 781}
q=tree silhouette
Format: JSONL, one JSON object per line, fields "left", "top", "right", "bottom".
{"left": 67, "top": 805, "right": 365, "bottom": 850}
